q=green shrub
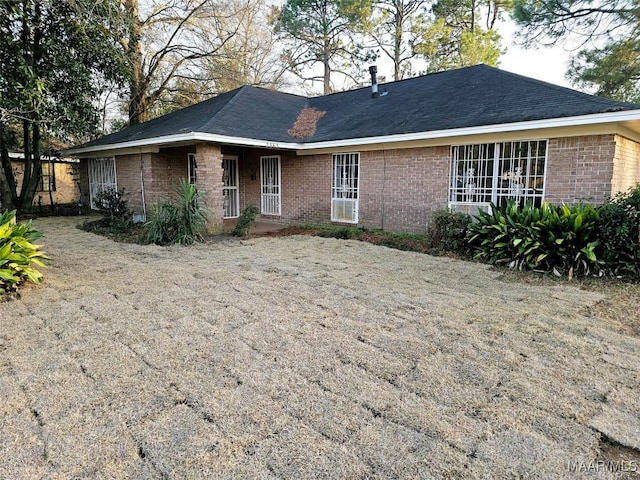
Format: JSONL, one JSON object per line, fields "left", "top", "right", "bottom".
{"left": 94, "top": 188, "right": 131, "bottom": 224}
{"left": 596, "top": 184, "right": 640, "bottom": 277}
{"left": 144, "top": 179, "right": 209, "bottom": 245}
{"left": 0, "top": 210, "right": 48, "bottom": 294}
{"left": 144, "top": 201, "right": 179, "bottom": 245}
{"left": 317, "top": 227, "right": 358, "bottom": 239}
{"left": 428, "top": 210, "right": 472, "bottom": 254}
{"left": 467, "top": 200, "right": 600, "bottom": 279}
{"left": 232, "top": 205, "right": 260, "bottom": 237}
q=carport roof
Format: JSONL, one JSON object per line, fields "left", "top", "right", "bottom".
{"left": 70, "top": 64, "right": 640, "bottom": 154}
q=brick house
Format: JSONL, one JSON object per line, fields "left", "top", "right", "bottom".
{"left": 67, "top": 65, "right": 640, "bottom": 233}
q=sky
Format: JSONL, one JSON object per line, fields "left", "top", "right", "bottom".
{"left": 498, "top": 21, "right": 575, "bottom": 89}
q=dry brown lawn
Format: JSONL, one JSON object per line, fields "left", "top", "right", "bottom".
{"left": 1, "top": 216, "right": 639, "bottom": 479}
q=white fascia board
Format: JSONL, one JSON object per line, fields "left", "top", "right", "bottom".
{"left": 66, "top": 109, "right": 640, "bottom": 156}
{"left": 297, "top": 109, "right": 640, "bottom": 151}
{"left": 66, "top": 132, "right": 303, "bottom": 156}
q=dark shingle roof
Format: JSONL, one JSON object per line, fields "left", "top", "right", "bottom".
{"left": 81, "top": 86, "right": 308, "bottom": 148}
{"left": 81, "top": 65, "right": 639, "bottom": 149}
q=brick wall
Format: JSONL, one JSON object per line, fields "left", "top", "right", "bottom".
{"left": 113, "top": 145, "right": 224, "bottom": 230}
{"left": 150, "top": 147, "right": 191, "bottom": 203}
{"left": 114, "top": 147, "right": 192, "bottom": 217}
{"left": 281, "top": 153, "right": 332, "bottom": 224}
{"left": 545, "top": 135, "right": 616, "bottom": 205}
{"left": 114, "top": 154, "right": 144, "bottom": 213}
{"left": 612, "top": 135, "right": 640, "bottom": 196}
{"left": 237, "top": 146, "right": 449, "bottom": 233}
{"left": 359, "top": 147, "right": 450, "bottom": 233}
{"left": 96, "top": 133, "right": 636, "bottom": 234}
{"left": 195, "top": 143, "right": 224, "bottom": 231}
{"left": 239, "top": 149, "right": 332, "bottom": 224}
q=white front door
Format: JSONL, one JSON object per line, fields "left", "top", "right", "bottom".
{"left": 223, "top": 157, "right": 239, "bottom": 218}
{"left": 260, "top": 155, "right": 281, "bottom": 216}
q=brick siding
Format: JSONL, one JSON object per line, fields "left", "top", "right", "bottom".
{"left": 195, "top": 143, "right": 224, "bottom": 231}
{"left": 359, "top": 147, "right": 450, "bottom": 233}
{"left": 237, "top": 146, "right": 449, "bottom": 233}
{"left": 545, "top": 135, "right": 616, "bottom": 205}
{"left": 114, "top": 153, "right": 145, "bottom": 213}
{"left": 612, "top": 135, "right": 640, "bottom": 196}
{"left": 87, "top": 133, "right": 640, "bottom": 233}
{"left": 238, "top": 149, "right": 332, "bottom": 225}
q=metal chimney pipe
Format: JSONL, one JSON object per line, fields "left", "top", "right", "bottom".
{"left": 369, "top": 65, "right": 378, "bottom": 98}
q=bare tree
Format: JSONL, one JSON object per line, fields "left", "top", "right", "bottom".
{"left": 122, "top": 0, "right": 244, "bottom": 124}
{"left": 202, "top": 0, "right": 288, "bottom": 93}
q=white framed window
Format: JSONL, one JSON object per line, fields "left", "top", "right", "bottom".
{"left": 260, "top": 155, "right": 281, "bottom": 216}
{"left": 88, "top": 157, "right": 117, "bottom": 209}
{"left": 223, "top": 156, "right": 239, "bottom": 218}
{"left": 449, "top": 140, "right": 547, "bottom": 214}
{"left": 187, "top": 153, "right": 197, "bottom": 185}
{"left": 331, "top": 152, "right": 359, "bottom": 223}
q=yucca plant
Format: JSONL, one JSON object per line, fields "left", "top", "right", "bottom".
{"left": 0, "top": 210, "right": 48, "bottom": 294}
{"left": 174, "top": 179, "right": 209, "bottom": 244}
{"left": 144, "top": 201, "right": 179, "bottom": 246}
{"left": 468, "top": 201, "right": 600, "bottom": 279}
{"left": 144, "top": 179, "right": 209, "bottom": 245}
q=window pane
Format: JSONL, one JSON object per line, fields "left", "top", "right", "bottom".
{"left": 450, "top": 140, "right": 546, "bottom": 209}
{"left": 187, "top": 153, "right": 197, "bottom": 185}
{"left": 497, "top": 140, "right": 546, "bottom": 207}
{"left": 331, "top": 153, "right": 359, "bottom": 222}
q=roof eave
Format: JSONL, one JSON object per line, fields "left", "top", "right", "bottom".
{"left": 66, "top": 109, "right": 640, "bottom": 157}
{"left": 66, "top": 132, "right": 305, "bottom": 156}
{"left": 298, "top": 109, "right": 640, "bottom": 151}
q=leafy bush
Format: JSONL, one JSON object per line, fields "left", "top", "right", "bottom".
{"left": 467, "top": 200, "right": 600, "bottom": 279}
{"left": 317, "top": 227, "right": 358, "bottom": 239}
{"left": 94, "top": 188, "right": 131, "bottom": 224}
{"left": 144, "top": 179, "right": 209, "bottom": 245}
{"left": 428, "top": 210, "right": 472, "bottom": 254}
{"left": 232, "top": 204, "right": 260, "bottom": 237}
{"left": 596, "top": 184, "right": 640, "bottom": 277}
{"left": 0, "top": 210, "right": 48, "bottom": 294}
